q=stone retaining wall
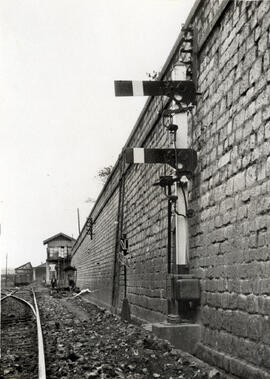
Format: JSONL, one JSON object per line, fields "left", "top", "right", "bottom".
{"left": 72, "top": 1, "right": 270, "bottom": 376}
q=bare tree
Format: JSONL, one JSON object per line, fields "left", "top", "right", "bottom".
{"left": 97, "top": 165, "right": 113, "bottom": 184}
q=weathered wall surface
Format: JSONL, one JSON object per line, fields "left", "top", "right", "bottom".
{"left": 121, "top": 127, "right": 171, "bottom": 322}
{"left": 189, "top": 0, "right": 270, "bottom": 377}
{"left": 72, "top": 95, "right": 172, "bottom": 319}
{"left": 72, "top": 175, "right": 120, "bottom": 308}
{"left": 72, "top": 0, "right": 270, "bottom": 376}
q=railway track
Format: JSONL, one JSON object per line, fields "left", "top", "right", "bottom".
{"left": 1, "top": 287, "right": 46, "bottom": 379}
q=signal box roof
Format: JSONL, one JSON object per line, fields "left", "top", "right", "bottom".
{"left": 15, "top": 262, "right": 32, "bottom": 270}
{"left": 43, "top": 233, "right": 76, "bottom": 245}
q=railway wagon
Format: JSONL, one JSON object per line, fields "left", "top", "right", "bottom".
{"left": 14, "top": 262, "right": 33, "bottom": 286}
{"left": 14, "top": 272, "right": 33, "bottom": 286}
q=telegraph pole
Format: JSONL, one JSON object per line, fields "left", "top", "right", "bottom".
{"left": 5, "top": 254, "right": 8, "bottom": 288}
{"left": 77, "top": 208, "right": 81, "bottom": 235}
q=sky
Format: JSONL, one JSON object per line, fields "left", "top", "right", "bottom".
{"left": 0, "top": 0, "right": 196, "bottom": 269}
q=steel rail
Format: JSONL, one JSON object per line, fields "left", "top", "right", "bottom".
{"left": 1, "top": 292, "right": 13, "bottom": 301}
{"left": 1, "top": 288, "right": 46, "bottom": 378}
{"left": 1, "top": 289, "right": 20, "bottom": 302}
{"left": 7, "top": 294, "right": 37, "bottom": 317}
{"left": 32, "top": 288, "right": 46, "bottom": 379}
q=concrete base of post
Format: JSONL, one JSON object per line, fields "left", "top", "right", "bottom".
{"left": 152, "top": 322, "right": 201, "bottom": 354}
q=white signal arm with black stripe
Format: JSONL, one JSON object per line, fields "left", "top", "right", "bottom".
{"left": 114, "top": 80, "right": 196, "bottom": 106}
{"left": 124, "top": 148, "right": 197, "bottom": 172}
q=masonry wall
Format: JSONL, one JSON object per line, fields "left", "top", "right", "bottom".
{"left": 72, "top": 0, "right": 270, "bottom": 377}
{"left": 121, "top": 124, "right": 171, "bottom": 322}
{"left": 189, "top": 0, "right": 270, "bottom": 377}
{"left": 72, "top": 174, "right": 120, "bottom": 309}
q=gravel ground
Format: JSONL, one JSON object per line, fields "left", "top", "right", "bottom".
{"left": 37, "top": 289, "right": 229, "bottom": 379}
{"left": 1, "top": 292, "right": 38, "bottom": 379}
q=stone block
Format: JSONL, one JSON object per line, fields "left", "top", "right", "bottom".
{"left": 249, "top": 58, "right": 262, "bottom": 84}
{"left": 247, "top": 315, "right": 263, "bottom": 341}
{"left": 233, "top": 171, "right": 245, "bottom": 192}
{"left": 152, "top": 323, "right": 201, "bottom": 354}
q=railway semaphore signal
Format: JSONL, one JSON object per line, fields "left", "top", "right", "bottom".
{"left": 124, "top": 147, "right": 197, "bottom": 172}
{"left": 114, "top": 80, "right": 196, "bottom": 106}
